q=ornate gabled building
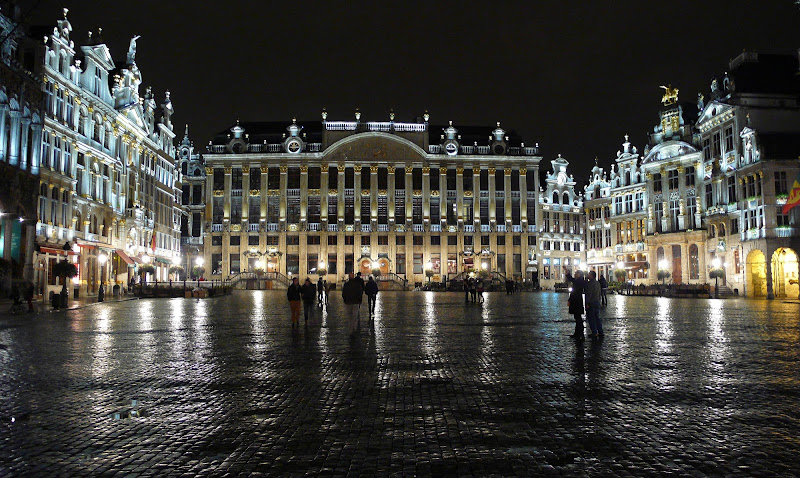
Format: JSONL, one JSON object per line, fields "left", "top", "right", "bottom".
{"left": 177, "top": 126, "right": 205, "bottom": 276}
{"left": 537, "top": 155, "right": 585, "bottom": 287}
{"left": 32, "top": 9, "right": 182, "bottom": 297}
{"left": 201, "top": 112, "right": 544, "bottom": 287}
{"left": 583, "top": 160, "right": 613, "bottom": 280}
{"left": 640, "top": 88, "right": 706, "bottom": 286}
{"left": 695, "top": 51, "right": 800, "bottom": 298}
{"left": 0, "top": 2, "right": 43, "bottom": 289}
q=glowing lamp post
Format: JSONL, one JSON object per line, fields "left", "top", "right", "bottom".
{"left": 318, "top": 260, "right": 326, "bottom": 277}
{"left": 710, "top": 257, "right": 724, "bottom": 299}
{"left": 657, "top": 259, "right": 671, "bottom": 295}
{"left": 425, "top": 261, "right": 434, "bottom": 288}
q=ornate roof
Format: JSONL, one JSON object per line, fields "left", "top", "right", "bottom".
{"left": 641, "top": 140, "right": 698, "bottom": 164}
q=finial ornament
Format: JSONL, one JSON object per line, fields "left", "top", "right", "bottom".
{"left": 389, "top": 109, "right": 395, "bottom": 121}
{"left": 423, "top": 110, "right": 430, "bottom": 122}
{"left": 321, "top": 107, "right": 327, "bottom": 120}
{"left": 127, "top": 35, "right": 141, "bottom": 64}
{"left": 624, "top": 134, "right": 629, "bottom": 142}
{"left": 355, "top": 108, "right": 361, "bottom": 121}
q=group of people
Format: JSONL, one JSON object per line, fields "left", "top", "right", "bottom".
{"left": 462, "top": 277, "right": 486, "bottom": 303}
{"left": 564, "top": 266, "right": 608, "bottom": 340}
{"left": 9, "top": 282, "right": 36, "bottom": 313}
{"left": 286, "top": 272, "right": 379, "bottom": 336}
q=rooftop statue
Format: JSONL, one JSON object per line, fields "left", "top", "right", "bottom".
{"left": 127, "top": 35, "right": 140, "bottom": 64}
{"left": 660, "top": 85, "right": 679, "bottom": 106}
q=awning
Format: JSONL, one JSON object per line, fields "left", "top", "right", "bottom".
{"left": 77, "top": 243, "right": 96, "bottom": 250}
{"left": 39, "top": 246, "right": 67, "bottom": 256}
{"left": 154, "top": 257, "right": 171, "bottom": 265}
{"left": 131, "top": 255, "right": 143, "bottom": 264}
{"left": 115, "top": 249, "right": 134, "bottom": 266}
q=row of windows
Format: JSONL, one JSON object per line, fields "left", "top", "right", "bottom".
{"left": 208, "top": 234, "right": 533, "bottom": 248}
{"left": 212, "top": 166, "right": 536, "bottom": 192}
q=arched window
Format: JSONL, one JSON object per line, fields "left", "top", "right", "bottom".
{"left": 552, "top": 191, "right": 559, "bottom": 204}
{"left": 563, "top": 192, "right": 570, "bottom": 206}
{"left": 657, "top": 247, "right": 665, "bottom": 264}
{"left": 709, "top": 224, "right": 716, "bottom": 238}
{"left": 689, "top": 244, "right": 699, "bottom": 280}
{"left": 719, "top": 223, "right": 726, "bottom": 237}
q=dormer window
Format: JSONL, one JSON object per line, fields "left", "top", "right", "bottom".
{"left": 93, "top": 67, "right": 102, "bottom": 96}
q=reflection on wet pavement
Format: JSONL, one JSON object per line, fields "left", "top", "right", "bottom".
{"left": 1, "top": 291, "right": 799, "bottom": 475}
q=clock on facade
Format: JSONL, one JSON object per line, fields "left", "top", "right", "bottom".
{"left": 286, "top": 139, "right": 302, "bottom": 153}
{"left": 444, "top": 141, "right": 458, "bottom": 156}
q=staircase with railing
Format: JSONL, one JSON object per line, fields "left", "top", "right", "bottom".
{"left": 229, "top": 271, "right": 291, "bottom": 289}
{"left": 375, "top": 272, "right": 409, "bottom": 290}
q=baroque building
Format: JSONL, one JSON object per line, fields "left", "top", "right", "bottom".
{"left": 200, "top": 113, "right": 550, "bottom": 287}
{"left": 0, "top": 2, "right": 43, "bottom": 289}
{"left": 32, "top": 9, "right": 182, "bottom": 297}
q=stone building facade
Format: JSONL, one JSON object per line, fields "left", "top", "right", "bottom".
{"left": 200, "top": 114, "right": 561, "bottom": 287}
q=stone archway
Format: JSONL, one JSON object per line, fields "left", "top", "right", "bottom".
{"left": 746, "top": 249, "right": 767, "bottom": 298}
{"left": 771, "top": 248, "right": 800, "bottom": 299}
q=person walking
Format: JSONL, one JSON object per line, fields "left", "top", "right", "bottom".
{"left": 564, "top": 267, "right": 587, "bottom": 340}
{"left": 301, "top": 278, "right": 316, "bottom": 322}
{"left": 585, "top": 271, "right": 603, "bottom": 338}
{"left": 287, "top": 277, "right": 302, "bottom": 327}
{"left": 342, "top": 273, "right": 363, "bottom": 337}
{"left": 599, "top": 274, "right": 608, "bottom": 307}
{"left": 325, "top": 280, "right": 334, "bottom": 305}
{"left": 364, "top": 276, "right": 379, "bottom": 318}
{"left": 476, "top": 278, "right": 485, "bottom": 303}
{"left": 464, "top": 278, "right": 470, "bottom": 302}
{"left": 317, "top": 277, "right": 325, "bottom": 305}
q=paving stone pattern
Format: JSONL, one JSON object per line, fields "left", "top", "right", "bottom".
{"left": 1, "top": 291, "right": 799, "bottom": 476}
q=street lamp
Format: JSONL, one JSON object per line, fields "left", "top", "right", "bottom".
{"left": 318, "top": 260, "right": 326, "bottom": 277}
{"left": 710, "top": 257, "right": 724, "bottom": 299}
{"left": 98, "top": 253, "right": 108, "bottom": 302}
{"left": 195, "top": 257, "right": 204, "bottom": 266}
{"left": 425, "top": 261, "right": 434, "bottom": 288}
{"left": 657, "top": 259, "right": 671, "bottom": 294}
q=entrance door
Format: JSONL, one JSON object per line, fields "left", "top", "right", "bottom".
{"left": 671, "top": 245, "right": 682, "bottom": 285}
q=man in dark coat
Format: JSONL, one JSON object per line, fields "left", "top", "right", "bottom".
{"left": 287, "top": 277, "right": 302, "bottom": 327}
{"left": 364, "top": 276, "right": 379, "bottom": 318}
{"left": 564, "top": 267, "right": 587, "bottom": 340}
{"left": 317, "top": 277, "right": 325, "bottom": 305}
{"left": 301, "top": 278, "right": 317, "bottom": 322}
{"left": 342, "top": 273, "right": 364, "bottom": 336}
{"left": 599, "top": 274, "right": 608, "bottom": 306}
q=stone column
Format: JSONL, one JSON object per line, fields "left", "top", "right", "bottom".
{"left": 8, "top": 109, "right": 21, "bottom": 166}
{"left": 472, "top": 168, "right": 479, "bottom": 225}
{"left": 279, "top": 165, "right": 288, "bottom": 223}
{"left": 766, "top": 247, "right": 774, "bottom": 300}
{"left": 388, "top": 166, "right": 396, "bottom": 225}
{"left": 456, "top": 167, "right": 464, "bottom": 227}
{"left": 354, "top": 165, "right": 361, "bottom": 227}
{"left": 223, "top": 166, "right": 232, "bottom": 220}
{"left": 204, "top": 167, "right": 214, "bottom": 223}
{"left": 370, "top": 165, "right": 378, "bottom": 228}
{"left": 19, "top": 118, "right": 30, "bottom": 171}
{"left": 488, "top": 167, "right": 496, "bottom": 226}
{"left": 405, "top": 167, "right": 413, "bottom": 225}
{"left": 300, "top": 165, "right": 308, "bottom": 224}
{"left": 337, "top": 165, "right": 345, "bottom": 226}
{"left": 320, "top": 164, "right": 329, "bottom": 224}
{"left": 30, "top": 123, "right": 42, "bottom": 175}
{"left": 242, "top": 166, "right": 250, "bottom": 223}
{"left": 422, "top": 166, "right": 430, "bottom": 227}
{"left": 260, "top": 166, "right": 268, "bottom": 223}
{"left": 0, "top": 106, "right": 8, "bottom": 161}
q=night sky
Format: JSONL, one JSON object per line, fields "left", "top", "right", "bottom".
{"left": 26, "top": 1, "right": 800, "bottom": 178}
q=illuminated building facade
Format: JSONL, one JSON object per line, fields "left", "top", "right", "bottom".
{"left": 32, "top": 9, "right": 182, "bottom": 297}
{"left": 201, "top": 113, "right": 558, "bottom": 287}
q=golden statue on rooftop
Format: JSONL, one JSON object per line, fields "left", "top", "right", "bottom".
{"left": 660, "top": 85, "right": 679, "bottom": 106}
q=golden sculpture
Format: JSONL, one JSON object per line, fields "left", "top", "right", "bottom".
{"left": 660, "top": 85, "right": 679, "bottom": 106}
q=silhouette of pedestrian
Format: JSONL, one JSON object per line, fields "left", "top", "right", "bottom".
{"left": 564, "top": 266, "right": 587, "bottom": 340}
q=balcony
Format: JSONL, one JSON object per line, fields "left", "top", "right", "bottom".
{"left": 361, "top": 224, "right": 371, "bottom": 232}
{"left": 480, "top": 225, "right": 491, "bottom": 232}
{"left": 412, "top": 224, "right": 424, "bottom": 232}
{"left": 211, "top": 224, "right": 223, "bottom": 232}
{"left": 248, "top": 223, "right": 259, "bottom": 232}
{"left": 464, "top": 225, "right": 475, "bottom": 232}
{"left": 496, "top": 224, "right": 507, "bottom": 233}
{"left": 377, "top": 224, "right": 389, "bottom": 232}
{"left": 430, "top": 224, "right": 441, "bottom": 232}
{"left": 327, "top": 224, "right": 338, "bottom": 232}
{"left": 528, "top": 225, "right": 537, "bottom": 233}
{"left": 512, "top": 225, "right": 522, "bottom": 233}
{"left": 266, "top": 223, "right": 279, "bottom": 232}
{"left": 308, "top": 223, "right": 320, "bottom": 232}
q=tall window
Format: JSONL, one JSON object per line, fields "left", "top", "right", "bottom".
{"left": 685, "top": 166, "right": 695, "bottom": 186}
{"left": 689, "top": 244, "right": 699, "bottom": 280}
{"left": 360, "top": 195, "right": 371, "bottom": 224}
{"left": 686, "top": 197, "right": 696, "bottom": 229}
{"left": 668, "top": 170, "right": 679, "bottom": 190}
{"left": 669, "top": 199, "right": 680, "bottom": 231}
{"left": 727, "top": 176, "right": 737, "bottom": 203}
{"left": 654, "top": 201, "right": 663, "bottom": 233}
{"left": 775, "top": 171, "right": 788, "bottom": 195}
{"left": 724, "top": 126, "right": 734, "bottom": 153}
{"left": 653, "top": 173, "right": 662, "bottom": 193}
{"left": 705, "top": 184, "right": 713, "bottom": 208}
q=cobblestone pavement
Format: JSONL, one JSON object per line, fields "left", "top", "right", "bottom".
{"left": 1, "top": 291, "right": 799, "bottom": 476}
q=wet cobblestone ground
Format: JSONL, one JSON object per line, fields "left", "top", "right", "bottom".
{"left": 1, "top": 291, "right": 800, "bottom": 476}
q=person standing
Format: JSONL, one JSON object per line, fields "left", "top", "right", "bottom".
{"left": 564, "top": 267, "right": 587, "bottom": 340}
{"left": 317, "top": 277, "right": 325, "bottom": 305}
{"left": 469, "top": 277, "right": 477, "bottom": 302}
{"left": 463, "top": 278, "right": 470, "bottom": 302}
{"left": 287, "top": 277, "right": 302, "bottom": 327}
{"left": 326, "top": 280, "right": 334, "bottom": 305}
{"left": 301, "top": 278, "right": 316, "bottom": 322}
{"left": 585, "top": 271, "right": 603, "bottom": 338}
{"left": 599, "top": 274, "right": 608, "bottom": 307}
{"left": 342, "top": 273, "right": 363, "bottom": 337}
{"left": 476, "top": 278, "right": 485, "bottom": 303}
{"left": 364, "top": 276, "right": 379, "bottom": 318}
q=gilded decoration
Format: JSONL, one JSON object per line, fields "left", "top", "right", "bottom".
{"left": 430, "top": 190, "right": 440, "bottom": 197}
{"left": 320, "top": 163, "right": 328, "bottom": 171}
{"left": 489, "top": 167, "right": 496, "bottom": 174}
{"left": 268, "top": 189, "right": 281, "bottom": 197}
{"left": 337, "top": 164, "right": 346, "bottom": 173}
{"left": 300, "top": 165, "right": 308, "bottom": 173}
{"left": 504, "top": 168, "right": 512, "bottom": 175}
{"left": 231, "top": 224, "right": 241, "bottom": 232}
{"left": 308, "top": 189, "right": 320, "bottom": 196}
{"left": 520, "top": 168, "right": 527, "bottom": 175}
{"left": 280, "top": 165, "right": 288, "bottom": 173}
{"left": 378, "top": 190, "right": 387, "bottom": 196}
{"left": 328, "top": 189, "right": 338, "bottom": 196}
{"left": 249, "top": 189, "right": 260, "bottom": 196}
{"left": 224, "top": 166, "right": 232, "bottom": 174}
{"left": 456, "top": 167, "right": 464, "bottom": 175}
{"left": 361, "top": 189, "right": 370, "bottom": 196}
{"left": 464, "top": 190, "right": 473, "bottom": 197}
{"left": 260, "top": 166, "right": 269, "bottom": 173}
{"left": 440, "top": 167, "right": 448, "bottom": 174}
{"left": 213, "top": 190, "right": 224, "bottom": 197}
{"left": 413, "top": 190, "right": 422, "bottom": 197}
{"left": 370, "top": 165, "right": 379, "bottom": 173}
{"left": 387, "top": 166, "right": 396, "bottom": 174}
{"left": 422, "top": 167, "right": 430, "bottom": 174}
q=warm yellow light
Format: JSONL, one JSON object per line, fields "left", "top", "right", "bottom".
{"left": 616, "top": 261, "right": 624, "bottom": 269}
{"left": 142, "top": 255, "right": 150, "bottom": 264}
{"left": 98, "top": 253, "right": 108, "bottom": 265}
{"left": 658, "top": 259, "right": 668, "bottom": 270}
{"left": 712, "top": 258, "right": 721, "bottom": 269}
{"left": 195, "top": 257, "right": 204, "bottom": 266}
